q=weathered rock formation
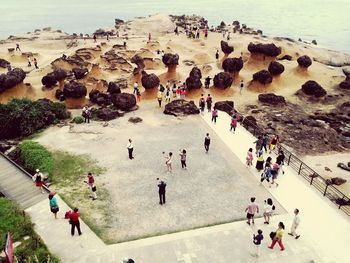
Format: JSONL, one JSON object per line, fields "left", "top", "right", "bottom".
{"left": 301, "top": 80, "right": 326, "bottom": 97}
{"left": 111, "top": 93, "right": 137, "bottom": 111}
{"left": 141, "top": 71, "right": 160, "bottom": 89}
{"left": 252, "top": 70, "right": 273, "bottom": 85}
{"left": 297, "top": 55, "right": 312, "bottom": 68}
{"left": 55, "top": 89, "right": 65, "bottom": 101}
{"left": 268, "top": 61, "right": 285, "bottom": 76}
{"left": 41, "top": 73, "right": 57, "bottom": 88}
{"left": 213, "top": 72, "right": 233, "bottom": 89}
{"left": 278, "top": 55, "right": 292, "bottom": 61}
{"left": 53, "top": 68, "right": 67, "bottom": 81}
{"left": 107, "top": 82, "right": 122, "bottom": 94}
{"left": 131, "top": 54, "right": 145, "bottom": 72}
{"left": 326, "top": 176, "right": 347, "bottom": 185}
{"left": 220, "top": 41, "right": 234, "bottom": 56}
{"left": 248, "top": 43, "right": 281, "bottom": 57}
{"left": 222, "top": 57, "right": 244, "bottom": 74}
{"left": 63, "top": 80, "right": 87, "bottom": 99}
{"left": 164, "top": 99, "right": 200, "bottom": 116}
{"left": 72, "top": 68, "right": 88, "bottom": 79}
{"left": 185, "top": 67, "right": 202, "bottom": 90}
{"left": 162, "top": 53, "right": 179, "bottom": 73}
{"left": 93, "top": 107, "right": 123, "bottom": 121}
{"left": 214, "top": 101, "right": 234, "bottom": 114}
{"left": 0, "top": 68, "right": 26, "bottom": 92}
{"left": 258, "top": 93, "right": 286, "bottom": 105}
{"left": 0, "top": 58, "right": 10, "bottom": 68}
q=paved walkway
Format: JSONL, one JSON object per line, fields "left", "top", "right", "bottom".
{"left": 23, "top": 109, "right": 350, "bottom": 263}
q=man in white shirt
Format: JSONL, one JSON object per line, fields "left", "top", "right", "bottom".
{"left": 288, "top": 208, "right": 300, "bottom": 239}
{"left": 127, "top": 139, "right": 134, "bottom": 160}
{"left": 133, "top": 82, "right": 139, "bottom": 94}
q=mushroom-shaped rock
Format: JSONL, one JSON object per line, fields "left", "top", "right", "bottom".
{"left": 41, "top": 73, "right": 57, "bottom": 88}
{"left": 107, "top": 82, "right": 122, "bottom": 94}
{"left": 258, "top": 93, "right": 286, "bottom": 105}
{"left": 213, "top": 72, "right": 233, "bottom": 89}
{"left": 131, "top": 54, "right": 145, "bottom": 69}
{"left": 222, "top": 57, "right": 244, "bottom": 74}
{"left": 141, "top": 71, "right": 160, "bottom": 89}
{"left": 220, "top": 41, "right": 234, "bottom": 55}
{"left": 214, "top": 101, "right": 234, "bottom": 114}
{"left": 0, "top": 58, "right": 10, "bottom": 68}
{"left": 162, "top": 53, "right": 179, "bottom": 72}
{"left": 339, "top": 81, "right": 350, "bottom": 90}
{"left": 185, "top": 67, "right": 203, "bottom": 90}
{"left": 53, "top": 68, "right": 67, "bottom": 81}
{"left": 63, "top": 80, "right": 87, "bottom": 99}
{"left": 95, "top": 107, "right": 122, "bottom": 121}
{"left": 301, "top": 80, "right": 326, "bottom": 97}
{"left": 72, "top": 67, "right": 88, "bottom": 79}
{"left": 0, "top": 68, "right": 26, "bottom": 91}
{"left": 89, "top": 89, "right": 101, "bottom": 103}
{"left": 268, "top": 61, "right": 285, "bottom": 76}
{"left": 111, "top": 93, "right": 137, "bottom": 111}
{"left": 252, "top": 70, "right": 273, "bottom": 85}
{"left": 297, "top": 55, "right": 312, "bottom": 68}
{"left": 164, "top": 99, "right": 200, "bottom": 116}
{"left": 248, "top": 43, "right": 281, "bottom": 57}
{"left": 55, "top": 89, "right": 65, "bottom": 101}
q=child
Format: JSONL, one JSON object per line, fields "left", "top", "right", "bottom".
{"left": 165, "top": 152, "right": 173, "bottom": 173}
{"left": 211, "top": 108, "right": 218, "bottom": 123}
{"left": 246, "top": 148, "right": 253, "bottom": 166}
{"left": 136, "top": 89, "right": 141, "bottom": 102}
{"left": 252, "top": 229, "right": 264, "bottom": 257}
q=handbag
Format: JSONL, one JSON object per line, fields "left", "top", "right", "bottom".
{"left": 269, "top": 231, "right": 276, "bottom": 240}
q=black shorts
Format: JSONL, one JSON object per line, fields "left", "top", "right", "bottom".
{"left": 247, "top": 213, "right": 254, "bottom": 219}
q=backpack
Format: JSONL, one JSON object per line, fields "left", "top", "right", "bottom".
{"left": 65, "top": 211, "right": 72, "bottom": 219}
{"left": 35, "top": 174, "right": 41, "bottom": 183}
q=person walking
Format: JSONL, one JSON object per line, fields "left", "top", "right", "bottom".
{"left": 206, "top": 94, "right": 212, "bottom": 112}
{"left": 93, "top": 34, "right": 97, "bottom": 43}
{"left": 172, "top": 83, "right": 177, "bottom": 98}
{"left": 33, "top": 58, "right": 39, "bottom": 69}
{"left": 269, "top": 135, "right": 279, "bottom": 154}
{"left": 157, "top": 179, "right": 167, "bottom": 205}
{"left": 136, "top": 89, "right": 141, "bottom": 102}
{"left": 127, "top": 139, "right": 134, "bottom": 160}
{"left": 263, "top": 198, "right": 275, "bottom": 224}
{"left": 205, "top": 76, "right": 211, "bottom": 89}
{"left": 239, "top": 80, "right": 244, "bottom": 94}
{"left": 215, "top": 50, "right": 219, "bottom": 61}
{"left": 179, "top": 149, "right": 187, "bottom": 169}
{"left": 15, "top": 43, "right": 21, "bottom": 51}
{"left": 270, "top": 162, "right": 280, "bottom": 187}
{"left": 211, "top": 107, "right": 218, "bottom": 124}
{"left": 133, "top": 82, "right": 139, "bottom": 94}
{"left": 157, "top": 90, "right": 163, "bottom": 107}
{"left": 288, "top": 209, "right": 301, "bottom": 239}
{"left": 260, "top": 157, "right": 272, "bottom": 185}
{"left": 230, "top": 113, "right": 238, "bottom": 133}
{"left": 246, "top": 148, "right": 253, "bottom": 167}
{"left": 199, "top": 95, "right": 205, "bottom": 114}
{"left": 165, "top": 88, "right": 171, "bottom": 102}
{"left": 245, "top": 197, "right": 259, "bottom": 225}
{"left": 254, "top": 136, "right": 263, "bottom": 156}
{"left": 255, "top": 152, "right": 264, "bottom": 172}
{"left": 204, "top": 133, "right": 211, "bottom": 153}
{"left": 148, "top": 32, "right": 152, "bottom": 42}
{"left": 276, "top": 150, "right": 285, "bottom": 174}
{"left": 49, "top": 192, "right": 59, "bottom": 219}
{"left": 165, "top": 152, "right": 173, "bottom": 173}
{"left": 82, "top": 106, "right": 91, "bottom": 123}
{"left": 27, "top": 56, "right": 32, "bottom": 67}
{"left": 261, "top": 133, "right": 269, "bottom": 153}
{"left": 33, "top": 169, "right": 45, "bottom": 193}
{"left": 268, "top": 222, "right": 285, "bottom": 251}
{"left": 70, "top": 208, "right": 82, "bottom": 236}
{"left": 84, "top": 173, "right": 97, "bottom": 200}
{"left": 252, "top": 229, "right": 264, "bottom": 257}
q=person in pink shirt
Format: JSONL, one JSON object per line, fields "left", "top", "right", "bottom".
{"left": 245, "top": 197, "right": 259, "bottom": 225}
{"left": 246, "top": 148, "right": 253, "bottom": 166}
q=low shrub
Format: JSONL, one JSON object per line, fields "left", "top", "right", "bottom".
{"left": 72, "top": 116, "right": 84, "bottom": 124}
{"left": 0, "top": 98, "right": 70, "bottom": 140}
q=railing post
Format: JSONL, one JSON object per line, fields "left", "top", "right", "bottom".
{"left": 339, "top": 195, "right": 345, "bottom": 209}
{"left": 287, "top": 154, "right": 292, "bottom": 165}
{"left": 298, "top": 162, "right": 303, "bottom": 174}
{"left": 323, "top": 184, "right": 329, "bottom": 196}
{"left": 310, "top": 174, "right": 314, "bottom": 185}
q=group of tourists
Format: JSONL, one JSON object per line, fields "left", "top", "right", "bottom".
{"left": 157, "top": 80, "right": 188, "bottom": 107}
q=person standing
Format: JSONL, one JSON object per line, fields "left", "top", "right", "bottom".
{"left": 263, "top": 198, "right": 275, "bottom": 224}
{"left": 246, "top": 148, "right": 253, "bottom": 167}
{"left": 127, "top": 139, "right": 134, "bottom": 160}
{"left": 82, "top": 106, "right": 91, "bottom": 123}
{"left": 133, "top": 82, "right": 139, "bottom": 94}
{"left": 70, "top": 208, "right": 82, "bottom": 236}
{"left": 204, "top": 133, "right": 211, "bottom": 153}
{"left": 106, "top": 34, "right": 109, "bottom": 41}
{"left": 33, "top": 58, "right": 39, "bottom": 69}
{"left": 49, "top": 192, "right": 59, "bottom": 219}
{"left": 261, "top": 134, "right": 269, "bottom": 153}
{"left": 288, "top": 209, "right": 301, "bottom": 239}
{"left": 33, "top": 169, "right": 44, "bottom": 193}
{"left": 136, "top": 89, "right": 141, "bottom": 102}
{"left": 165, "top": 152, "right": 173, "bottom": 173}
{"left": 239, "top": 80, "right": 244, "bottom": 94}
{"left": 157, "top": 90, "right": 163, "bottom": 107}
{"left": 85, "top": 173, "right": 97, "bottom": 200}
{"left": 230, "top": 113, "right": 238, "bottom": 133}
{"left": 215, "top": 50, "right": 219, "bottom": 61}
{"left": 270, "top": 162, "right": 280, "bottom": 187}
{"left": 179, "top": 149, "right": 187, "bottom": 169}
{"left": 206, "top": 94, "right": 212, "bottom": 112}
{"left": 269, "top": 135, "right": 279, "bottom": 154}
{"left": 254, "top": 136, "right": 263, "bottom": 156}
{"left": 199, "top": 95, "right": 205, "bottom": 114}
{"left": 268, "top": 222, "right": 285, "bottom": 251}
{"left": 255, "top": 152, "right": 264, "bottom": 172}
{"left": 165, "top": 88, "right": 171, "bottom": 102}
{"left": 148, "top": 32, "right": 151, "bottom": 42}
{"left": 157, "top": 179, "right": 166, "bottom": 205}
{"left": 252, "top": 229, "right": 264, "bottom": 257}
{"left": 16, "top": 43, "right": 21, "bottom": 51}
{"left": 93, "top": 34, "right": 97, "bottom": 43}
{"left": 276, "top": 150, "right": 285, "bottom": 174}
{"left": 205, "top": 76, "right": 211, "bottom": 89}
{"left": 245, "top": 197, "right": 259, "bottom": 225}
{"left": 172, "top": 83, "right": 177, "bottom": 98}
{"left": 211, "top": 107, "right": 218, "bottom": 124}
{"left": 27, "top": 56, "right": 32, "bottom": 67}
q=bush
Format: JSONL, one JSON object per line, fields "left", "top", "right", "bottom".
{"left": 19, "top": 141, "right": 54, "bottom": 176}
{"left": 72, "top": 116, "right": 84, "bottom": 124}
{"left": 0, "top": 98, "right": 70, "bottom": 140}
{"left": 0, "top": 198, "right": 59, "bottom": 263}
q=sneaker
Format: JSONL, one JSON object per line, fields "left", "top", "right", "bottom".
{"left": 296, "top": 235, "right": 300, "bottom": 239}
{"left": 246, "top": 221, "right": 250, "bottom": 225}
{"left": 281, "top": 248, "right": 285, "bottom": 251}
{"left": 268, "top": 246, "right": 273, "bottom": 249}
{"left": 288, "top": 233, "right": 294, "bottom": 236}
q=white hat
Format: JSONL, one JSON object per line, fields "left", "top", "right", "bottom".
{"left": 36, "top": 169, "right": 40, "bottom": 172}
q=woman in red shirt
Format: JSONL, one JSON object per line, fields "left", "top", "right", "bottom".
{"left": 70, "top": 208, "right": 82, "bottom": 236}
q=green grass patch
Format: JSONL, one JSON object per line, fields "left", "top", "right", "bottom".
{"left": 72, "top": 116, "right": 84, "bottom": 124}
{"left": 0, "top": 198, "right": 60, "bottom": 262}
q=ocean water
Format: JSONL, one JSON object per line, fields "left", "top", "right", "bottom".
{"left": 1, "top": 0, "right": 349, "bottom": 53}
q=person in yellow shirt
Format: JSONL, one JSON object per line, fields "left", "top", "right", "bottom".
{"left": 268, "top": 222, "right": 285, "bottom": 251}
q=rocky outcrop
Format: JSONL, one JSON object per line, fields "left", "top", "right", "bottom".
{"left": 213, "top": 72, "right": 233, "bottom": 89}
{"left": 63, "top": 80, "right": 87, "bottom": 99}
{"left": 220, "top": 41, "right": 234, "bottom": 55}
{"left": 55, "top": 89, "right": 65, "bottom": 101}
{"left": 214, "top": 101, "right": 234, "bottom": 114}
{"left": 93, "top": 107, "right": 123, "bottom": 121}
{"left": 278, "top": 55, "right": 292, "bottom": 61}
{"left": 258, "top": 93, "right": 286, "bottom": 105}
{"left": 131, "top": 54, "right": 145, "bottom": 70}
{"left": 337, "top": 163, "right": 350, "bottom": 172}
{"left": 185, "top": 67, "right": 202, "bottom": 90}
{"left": 162, "top": 53, "right": 179, "bottom": 72}
{"left": 89, "top": 89, "right": 112, "bottom": 106}
{"left": 107, "top": 82, "right": 122, "bottom": 94}
{"left": 297, "top": 55, "right": 312, "bottom": 68}
{"left": 326, "top": 176, "right": 347, "bottom": 185}
{"left": 301, "top": 80, "right": 326, "bottom": 97}
{"left": 222, "top": 57, "right": 244, "bottom": 74}
{"left": 0, "top": 68, "right": 26, "bottom": 92}
{"left": 128, "top": 117, "right": 143, "bottom": 123}
{"left": 72, "top": 68, "right": 88, "bottom": 79}
{"left": 141, "top": 71, "right": 160, "bottom": 89}
{"left": 268, "top": 61, "right": 285, "bottom": 76}
{"left": 53, "top": 68, "right": 67, "bottom": 81}
{"left": 101, "top": 50, "right": 132, "bottom": 71}
{"left": 109, "top": 78, "right": 128, "bottom": 90}
{"left": 41, "top": 73, "right": 57, "bottom": 88}
{"left": 111, "top": 93, "right": 137, "bottom": 111}
{"left": 0, "top": 58, "right": 10, "bottom": 68}
{"left": 164, "top": 99, "right": 200, "bottom": 116}
{"left": 252, "top": 70, "right": 273, "bottom": 85}
{"left": 339, "top": 80, "right": 350, "bottom": 90}
{"left": 248, "top": 43, "right": 281, "bottom": 57}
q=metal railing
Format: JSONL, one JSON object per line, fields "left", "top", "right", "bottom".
{"left": 237, "top": 110, "right": 350, "bottom": 216}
